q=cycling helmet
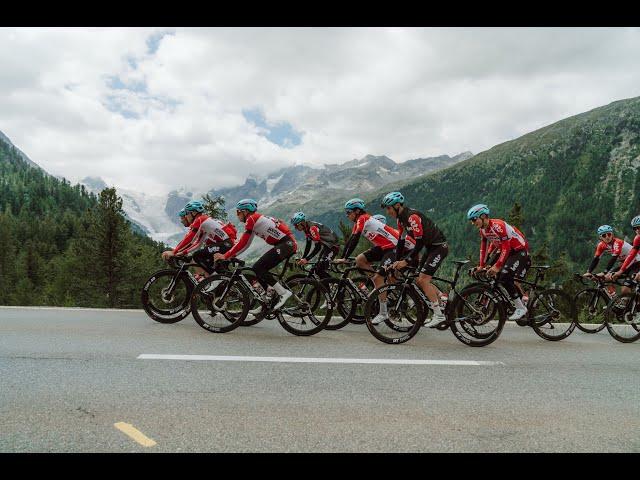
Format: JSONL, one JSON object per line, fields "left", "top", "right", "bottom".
{"left": 344, "top": 198, "right": 365, "bottom": 212}
{"left": 184, "top": 200, "right": 205, "bottom": 213}
{"left": 381, "top": 191, "right": 404, "bottom": 208}
{"left": 372, "top": 214, "right": 386, "bottom": 224}
{"left": 467, "top": 204, "right": 490, "bottom": 220}
{"left": 597, "top": 225, "right": 614, "bottom": 236}
{"left": 631, "top": 216, "right": 640, "bottom": 228}
{"left": 236, "top": 198, "right": 258, "bottom": 212}
{"left": 291, "top": 211, "right": 306, "bottom": 225}
{"left": 178, "top": 208, "right": 186, "bottom": 217}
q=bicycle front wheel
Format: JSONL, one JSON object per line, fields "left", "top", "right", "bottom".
{"left": 529, "top": 288, "right": 576, "bottom": 341}
{"left": 141, "top": 270, "right": 193, "bottom": 323}
{"left": 449, "top": 284, "right": 506, "bottom": 347}
{"left": 605, "top": 293, "right": 640, "bottom": 343}
{"left": 277, "top": 277, "right": 332, "bottom": 336}
{"left": 321, "top": 278, "right": 357, "bottom": 330}
{"left": 190, "top": 275, "right": 251, "bottom": 333}
{"left": 364, "top": 284, "right": 424, "bottom": 344}
{"left": 574, "top": 288, "right": 607, "bottom": 333}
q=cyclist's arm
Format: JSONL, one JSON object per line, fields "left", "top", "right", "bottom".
{"left": 304, "top": 242, "right": 322, "bottom": 262}
{"left": 604, "top": 255, "right": 619, "bottom": 273}
{"left": 301, "top": 239, "right": 312, "bottom": 259}
{"left": 223, "top": 231, "right": 253, "bottom": 259}
{"left": 619, "top": 247, "right": 640, "bottom": 273}
{"left": 173, "top": 229, "right": 196, "bottom": 255}
{"left": 478, "top": 236, "right": 488, "bottom": 268}
{"left": 587, "top": 256, "right": 600, "bottom": 273}
{"left": 341, "top": 233, "right": 361, "bottom": 259}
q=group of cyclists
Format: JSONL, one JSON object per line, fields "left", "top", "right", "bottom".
{"left": 155, "top": 191, "right": 640, "bottom": 344}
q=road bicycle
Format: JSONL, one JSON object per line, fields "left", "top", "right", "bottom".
{"left": 573, "top": 273, "right": 621, "bottom": 334}
{"left": 603, "top": 278, "right": 640, "bottom": 343}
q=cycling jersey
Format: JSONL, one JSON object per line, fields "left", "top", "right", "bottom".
{"left": 342, "top": 213, "right": 414, "bottom": 259}
{"left": 619, "top": 235, "right": 640, "bottom": 273}
{"left": 302, "top": 220, "right": 339, "bottom": 262}
{"left": 395, "top": 207, "right": 446, "bottom": 260}
{"left": 484, "top": 225, "right": 527, "bottom": 264}
{"left": 478, "top": 219, "right": 528, "bottom": 269}
{"left": 176, "top": 215, "right": 231, "bottom": 256}
{"left": 224, "top": 212, "right": 297, "bottom": 259}
{"left": 589, "top": 236, "right": 640, "bottom": 273}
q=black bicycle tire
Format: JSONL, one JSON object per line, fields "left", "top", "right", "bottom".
{"left": 449, "top": 284, "right": 507, "bottom": 347}
{"left": 277, "top": 277, "right": 332, "bottom": 336}
{"left": 321, "top": 278, "right": 356, "bottom": 330}
{"left": 190, "top": 275, "right": 250, "bottom": 333}
{"left": 604, "top": 292, "right": 640, "bottom": 343}
{"left": 363, "top": 283, "right": 425, "bottom": 344}
{"left": 573, "top": 288, "right": 608, "bottom": 334}
{"left": 141, "top": 269, "right": 193, "bottom": 323}
{"left": 529, "top": 288, "right": 577, "bottom": 341}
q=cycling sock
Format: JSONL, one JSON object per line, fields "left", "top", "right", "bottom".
{"left": 272, "top": 282, "right": 290, "bottom": 296}
{"left": 379, "top": 300, "right": 388, "bottom": 315}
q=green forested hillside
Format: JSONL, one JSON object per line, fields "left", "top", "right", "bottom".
{"left": 0, "top": 140, "right": 165, "bottom": 307}
{"left": 313, "top": 96, "right": 640, "bottom": 282}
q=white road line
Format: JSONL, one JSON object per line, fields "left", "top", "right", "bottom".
{"left": 138, "top": 354, "right": 504, "bottom": 366}
{"left": 0, "top": 306, "right": 142, "bottom": 312}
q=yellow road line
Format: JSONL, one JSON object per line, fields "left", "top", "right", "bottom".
{"left": 114, "top": 422, "right": 157, "bottom": 447}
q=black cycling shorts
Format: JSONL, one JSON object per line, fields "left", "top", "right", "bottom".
{"left": 499, "top": 249, "right": 531, "bottom": 281}
{"left": 419, "top": 243, "right": 449, "bottom": 276}
{"left": 363, "top": 246, "right": 392, "bottom": 264}
{"left": 622, "top": 262, "right": 640, "bottom": 286}
{"left": 192, "top": 240, "right": 233, "bottom": 274}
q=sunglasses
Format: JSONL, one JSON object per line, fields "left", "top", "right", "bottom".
{"left": 345, "top": 210, "right": 354, "bottom": 216}
{"left": 600, "top": 232, "right": 612, "bottom": 238}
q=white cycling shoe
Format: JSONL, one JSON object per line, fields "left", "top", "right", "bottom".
{"left": 272, "top": 290, "right": 293, "bottom": 311}
{"left": 371, "top": 313, "right": 389, "bottom": 325}
{"left": 424, "top": 310, "right": 446, "bottom": 328}
{"left": 509, "top": 307, "right": 528, "bottom": 322}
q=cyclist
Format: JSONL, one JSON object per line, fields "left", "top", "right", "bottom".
{"left": 291, "top": 212, "right": 340, "bottom": 280}
{"left": 334, "top": 198, "right": 416, "bottom": 324}
{"left": 162, "top": 200, "right": 236, "bottom": 278}
{"left": 381, "top": 192, "right": 448, "bottom": 327}
{"left": 468, "top": 204, "right": 531, "bottom": 322}
{"left": 585, "top": 224, "right": 640, "bottom": 295}
{"left": 214, "top": 199, "right": 297, "bottom": 311}
{"left": 612, "top": 216, "right": 640, "bottom": 287}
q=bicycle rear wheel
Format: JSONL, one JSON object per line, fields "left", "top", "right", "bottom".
{"left": 449, "top": 284, "right": 506, "bottom": 347}
{"left": 277, "top": 277, "right": 332, "bottom": 336}
{"left": 190, "top": 275, "right": 250, "bottom": 333}
{"left": 321, "top": 278, "right": 357, "bottom": 330}
{"left": 529, "top": 288, "right": 576, "bottom": 341}
{"left": 574, "top": 288, "right": 607, "bottom": 333}
{"left": 605, "top": 293, "right": 640, "bottom": 343}
{"left": 364, "top": 284, "right": 424, "bottom": 344}
{"left": 349, "top": 276, "right": 375, "bottom": 325}
{"left": 141, "top": 270, "right": 193, "bottom": 323}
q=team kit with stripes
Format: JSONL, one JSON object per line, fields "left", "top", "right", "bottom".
{"left": 149, "top": 193, "right": 640, "bottom": 344}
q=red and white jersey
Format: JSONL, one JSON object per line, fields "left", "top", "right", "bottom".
{"left": 353, "top": 213, "right": 415, "bottom": 251}
{"left": 478, "top": 219, "right": 528, "bottom": 268}
{"left": 224, "top": 212, "right": 297, "bottom": 259}
{"left": 595, "top": 237, "right": 639, "bottom": 262}
{"left": 178, "top": 216, "right": 230, "bottom": 255}
{"left": 619, "top": 235, "right": 640, "bottom": 272}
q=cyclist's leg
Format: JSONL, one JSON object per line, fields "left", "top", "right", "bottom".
{"left": 316, "top": 245, "right": 336, "bottom": 281}
{"left": 252, "top": 238, "right": 296, "bottom": 308}
{"left": 498, "top": 250, "right": 530, "bottom": 320}
{"left": 415, "top": 244, "right": 448, "bottom": 303}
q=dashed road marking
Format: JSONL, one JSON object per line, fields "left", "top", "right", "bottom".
{"left": 114, "top": 422, "right": 157, "bottom": 447}
{"left": 138, "top": 354, "right": 504, "bottom": 366}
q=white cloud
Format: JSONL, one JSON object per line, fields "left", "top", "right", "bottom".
{"left": 0, "top": 27, "right": 639, "bottom": 195}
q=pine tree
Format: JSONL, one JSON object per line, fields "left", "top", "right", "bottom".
{"left": 202, "top": 193, "right": 227, "bottom": 221}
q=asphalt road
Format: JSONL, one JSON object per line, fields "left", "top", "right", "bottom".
{"left": 1, "top": 306, "right": 639, "bottom": 452}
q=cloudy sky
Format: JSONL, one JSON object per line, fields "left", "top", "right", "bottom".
{"left": 1, "top": 27, "right": 639, "bottom": 195}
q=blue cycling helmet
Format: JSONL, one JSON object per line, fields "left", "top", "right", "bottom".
{"left": 372, "top": 214, "right": 386, "bottom": 224}
{"left": 631, "top": 216, "right": 640, "bottom": 228}
{"left": 178, "top": 208, "right": 187, "bottom": 217}
{"left": 291, "top": 211, "right": 306, "bottom": 225}
{"left": 381, "top": 191, "right": 404, "bottom": 208}
{"left": 184, "top": 200, "right": 205, "bottom": 213}
{"left": 467, "top": 204, "right": 490, "bottom": 220}
{"left": 597, "top": 225, "right": 614, "bottom": 236}
{"left": 236, "top": 198, "right": 258, "bottom": 212}
{"left": 344, "top": 198, "right": 365, "bottom": 212}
